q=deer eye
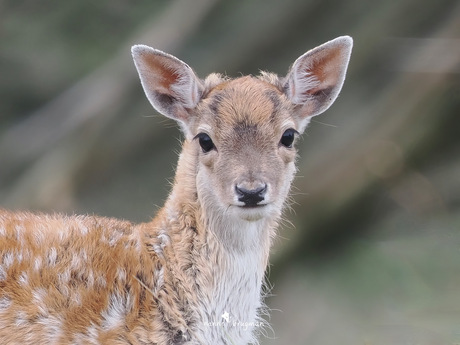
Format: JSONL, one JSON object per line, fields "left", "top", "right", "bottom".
{"left": 195, "top": 133, "right": 215, "bottom": 153}
{"left": 280, "top": 128, "right": 297, "bottom": 148}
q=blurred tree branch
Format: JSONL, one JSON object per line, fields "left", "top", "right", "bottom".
{"left": 274, "top": 2, "right": 460, "bottom": 264}
{"left": 0, "top": 0, "right": 218, "bottom": 208}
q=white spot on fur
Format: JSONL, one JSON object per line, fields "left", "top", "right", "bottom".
{"left": 59, "top": 284, "right": 69, "bottom": 299}
{"left": 15, "top": 311, "right": 28, "bottom": 327}
{"left": 87, "top": 270, "right": 94, "bottom": 288}
{"left": 0, "top": 296, "right": 12, "bottom": 311}
{"left": 71, "top": 292, "right": 82, "bottom": 306}
{"left": 16, "top": 251, "right": 23, "bottom": 264}
{"left": 70, "top": 255, "right": 81, "bottom": 270}
{"left": 153, "top": 228, "right": 170, "bottom": 258}
{"left": 100, "top": 232, "right": 107, "bottom": 243}
{"left": 108, "top": 231, "right": 123, "bottom": 247}
{"left": 80, "top": 249, "right": 88, "bottom": 261}
{"left": 34, "top": 256, "right": 43, "bottom": 271}
{"left": 23, "top": 249, "right": 32, "bottom": 261}
{"left": 59, "top": 268, "right": 71, "bottom": 285}
{"left": 78, "top": 222, "right": 89, "bottom": 236}
{"left": 0, "top": 265, "right": 6, "bottom": 281}
{"left": 32, "top": 288, "right": 48, "bottom": 315}
{"left": 47, "top": 247, "right": 57, "bottom": 266}
{"left": 135, "top": 232, "right": 143, "bottom": 252}
{"left": 58, "top": 228, "right": 68, "bottom": 242}
{"left": 153, "top": 266, "right": 164, "bottom": 296}
{"left": 85, "top": 324, "right": 99, "bottom": 343}
{"left": 37, "top": 315, "right": 63, "bottom": 342}
{"left": 101, "top": 293, "right": 131, "bottom": 330}
{"left": 32, "top": 288, "right": 46, "bottom": 304}
{"left": 18, "top": 271, "right": 28, "bottom": 286}
{"left": 71, "top": 333, "right": 85, "bottom": 345}
{"left": 14, "top": 224, "right": 25, "bottom": 241}
{"left": 57, "top": 269, "right": 71, "bottom": 298}
{"left": 96, "top": 275, "right": 107, "bottom": 288}
{"left": 3, "top": 252, "right": 14, "bottom": 268}
{"left": 127, "top": 230, "right": 143, "bottom": 252}
{"left": 116, "top": 268, "right": 126, "bottom": 282}
{"left": 159, "top": 228, "right": 169, "bottom": 245}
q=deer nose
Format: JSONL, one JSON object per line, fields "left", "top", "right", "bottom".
{"left": 235, "top": 182, "right": 267, "bottom": 207}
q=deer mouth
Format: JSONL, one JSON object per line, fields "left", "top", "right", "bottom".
{"left": 232, "top": 203, "right": 272, "bottom": 221}
{"left": 238, "top": 203, "right": 267, "bottom": 209}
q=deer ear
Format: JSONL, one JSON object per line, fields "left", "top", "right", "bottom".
{"left": 283, "top": 36, "right": 353, "bottom": 132}
{"left": 131, "top": 45, "right": 204, "bottom": 134}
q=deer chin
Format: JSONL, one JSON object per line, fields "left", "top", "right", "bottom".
{"left": 231, "top": 203, "right": 273, "bottom": 222}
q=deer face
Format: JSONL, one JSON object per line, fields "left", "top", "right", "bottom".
{"left": 191, "top": 77, "right": 298, "bottom": 221}
{"left": 132, "top": 36, "right": 352, "bottom": 222}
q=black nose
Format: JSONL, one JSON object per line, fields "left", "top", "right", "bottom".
{"left": 235, "top": 184, "right": 267, "bottom": 207}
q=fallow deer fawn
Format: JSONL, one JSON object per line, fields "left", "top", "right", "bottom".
{"left": 0, "top": 36, "right": 352, "bottom": 344}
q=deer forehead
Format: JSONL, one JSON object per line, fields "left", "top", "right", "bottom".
{"left": 198, "top": 76, "right": 294, "bottom": 139}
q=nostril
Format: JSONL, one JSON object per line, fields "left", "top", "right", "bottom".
{"left": 235, "top": 183, "right": 267, "bottom": 206}
{"left": 235, "top": 184, "right": 267, "bottom": 197}
{"left": 254, "top": 184, "right": 267, "bottom": 198}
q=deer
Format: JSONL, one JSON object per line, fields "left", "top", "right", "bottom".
{"left": 0, "top": 36, "right": 352, "bottom": 344}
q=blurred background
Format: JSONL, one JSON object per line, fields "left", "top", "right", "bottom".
{"left": 1, "top": 0, "right": 459, "bottom": 343}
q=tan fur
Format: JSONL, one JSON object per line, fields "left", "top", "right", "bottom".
{"left": 0, "top": 36, "right": 352, "bottom": 344}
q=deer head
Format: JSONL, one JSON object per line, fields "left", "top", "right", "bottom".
{"left": 131, "top": 36, "right": 352, "bottom": 228}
